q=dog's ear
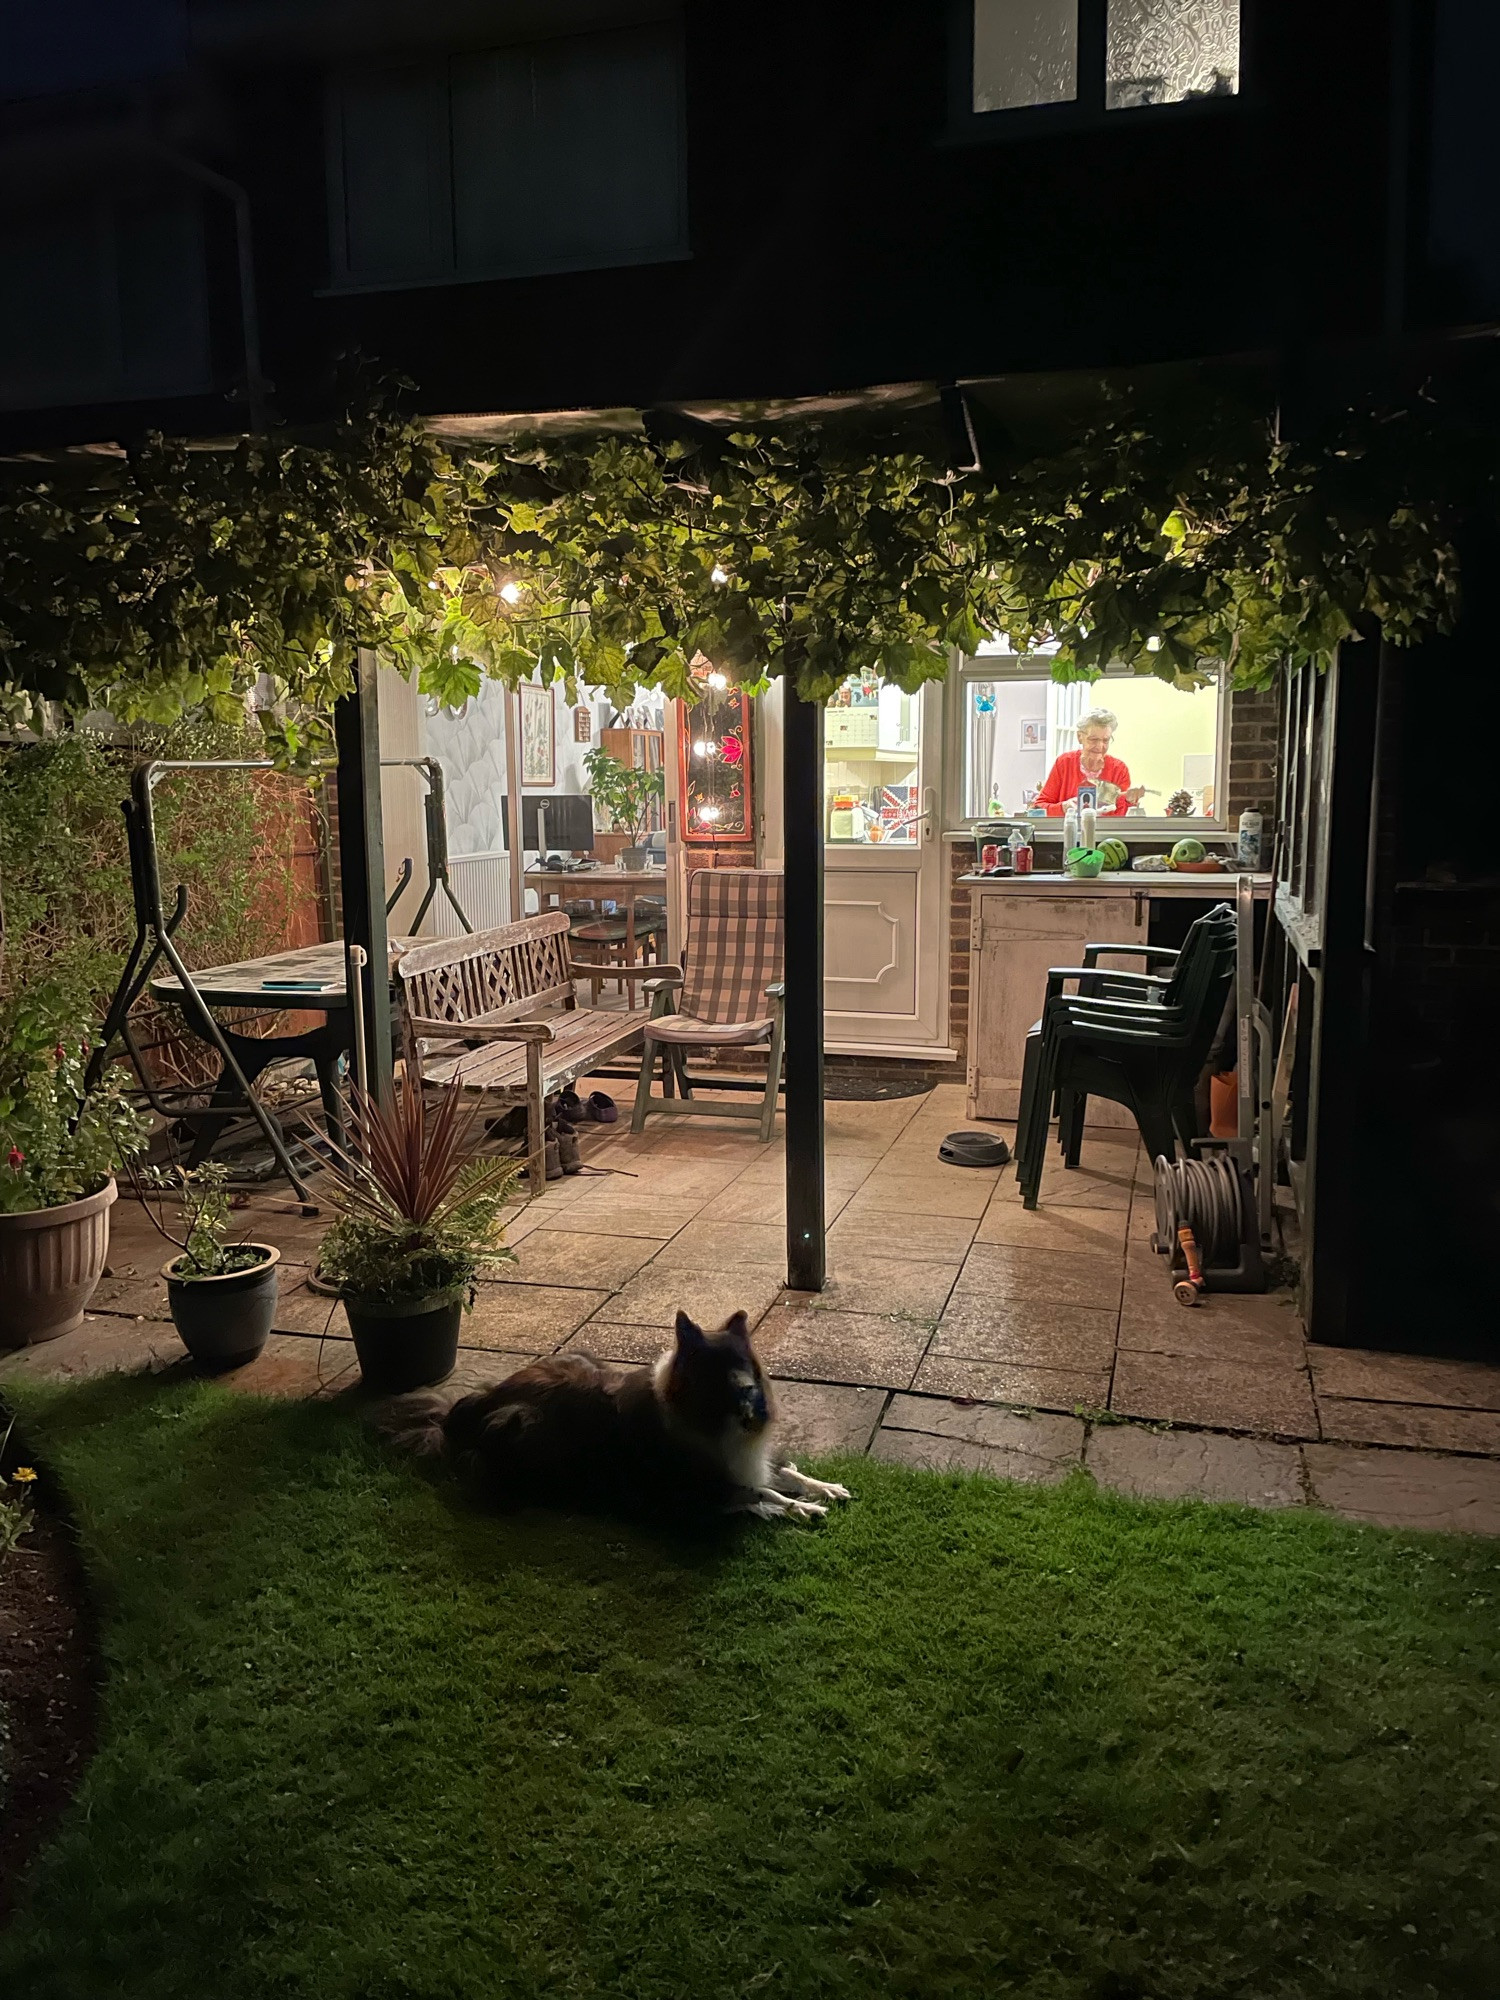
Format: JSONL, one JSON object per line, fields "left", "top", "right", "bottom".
{"left": 722, "top": 1310, "right": 752, "bottom": 1348}
{"left": 674, "top": 1309, "right": 705, "bottom": 1349}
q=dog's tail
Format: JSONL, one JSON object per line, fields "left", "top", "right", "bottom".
{"left": 372, "top": 1391, "right": 454, "bottom": 1459}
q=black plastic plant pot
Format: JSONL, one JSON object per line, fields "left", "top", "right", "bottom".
{"left": 163, "top": 1245, "right": 281, "bottom": 1370}
{"left": 343, "top": 1291, "right": 463, "bottom": 1394}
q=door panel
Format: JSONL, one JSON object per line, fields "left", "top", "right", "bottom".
{"left": 825, "top": 872, "right": 918, "bottom": 1013}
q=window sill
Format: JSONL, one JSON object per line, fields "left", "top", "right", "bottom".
{"left": 938, "top": 93, "right": 1243, "bottom": 149}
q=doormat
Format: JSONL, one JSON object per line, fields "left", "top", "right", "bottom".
{"left": 823, "top": 1074, "right": 935, "bottom": 1101}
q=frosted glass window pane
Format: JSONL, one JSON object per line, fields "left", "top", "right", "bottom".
{"left": 1106, "top": 0, "right": 1240, "bottom": 109}
{"left": 972, "top": 0, "right": 1078, "bottom": 112}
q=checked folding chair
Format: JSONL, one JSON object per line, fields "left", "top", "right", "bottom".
{"left": 630, "top": 868, "right": 785, "bottom": 1143}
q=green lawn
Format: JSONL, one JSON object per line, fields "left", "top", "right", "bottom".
{"left": 2, "top": 1374, "right": 1497, "bottom": 2000}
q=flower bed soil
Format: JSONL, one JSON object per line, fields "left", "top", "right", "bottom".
{"left": 0, "top": 1492, "right": 96, "bottom": 1925}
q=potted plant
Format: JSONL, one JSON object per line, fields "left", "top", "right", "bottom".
{"left": 584, "top": 747, "right": 665, "bottom": 869}
{"left": 132, "top": 1161, "right": 281, "bottom": 1369}
{"left": 318, "top": 1065, "right": 518, "bottom": 1394}
{"left": 0, "top": 988, "right": 148, "bottom": 1346}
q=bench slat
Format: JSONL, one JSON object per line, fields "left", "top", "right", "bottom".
{"left": 420, "top": 1011, "right": 642, "bottom": 1096}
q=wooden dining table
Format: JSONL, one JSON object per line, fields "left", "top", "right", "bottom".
{"left": 525, "top": 866, "right": 670, "bottom": 1005}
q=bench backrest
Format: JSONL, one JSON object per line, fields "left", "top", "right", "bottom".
{"left": 681, "top": 868, "right": 784, "bottom": 1025}
{"left": 396, "top": 911, "right": 575, "bottom": 1027}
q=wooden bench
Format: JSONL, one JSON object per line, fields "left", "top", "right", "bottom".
{"left": 396, "top": 913, "right": 668, "bottom": 1192}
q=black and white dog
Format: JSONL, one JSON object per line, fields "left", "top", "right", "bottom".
{"left": 395, "top": 1310, "right": 851, "bottom": 1524}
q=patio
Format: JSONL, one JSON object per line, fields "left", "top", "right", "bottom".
{"left": 9, "top": 1080, "right": 1500, "bottom": 1538}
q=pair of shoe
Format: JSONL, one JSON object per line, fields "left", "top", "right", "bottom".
{"left": 557, "top": 1088, "right": 618, "bottom": 1125}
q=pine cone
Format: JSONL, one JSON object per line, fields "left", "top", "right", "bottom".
{"left": 1165, "top": 789, "right": 1195, "bottom": 816}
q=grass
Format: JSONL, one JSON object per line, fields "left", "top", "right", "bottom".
{"left": 2, "top": 1373, "right": 1498, "bottom": 2000}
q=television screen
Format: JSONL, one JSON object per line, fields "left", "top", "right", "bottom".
{"left": 501, "top": 794, "right": 595, "bottom": 852}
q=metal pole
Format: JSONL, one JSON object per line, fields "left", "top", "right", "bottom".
{"left": 334, "top": 649, "right": 394, "bottom": 1106}
{"left": 782, "top": 684, "right": 826, "bottom": 1292}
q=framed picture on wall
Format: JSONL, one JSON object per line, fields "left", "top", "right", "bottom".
{"left": 519, "top": 682, "right": 555, "bottom": 786}
{"left": 1019, "top": 717, "right": 1045, "bottom": 751}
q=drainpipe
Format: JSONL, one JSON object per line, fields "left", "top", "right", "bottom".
{"left": 138, "top": 133, "right": 269, "bottom": 434}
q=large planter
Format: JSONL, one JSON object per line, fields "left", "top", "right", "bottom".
{"left": 164, "top": 1245, "right": 281, "bottom": 1370}
{"left": 0, "top": 1177, "right": 117, "bottom": 1347}
{"left": 344, "top": 1290, "right": 463, "bottom": 1394}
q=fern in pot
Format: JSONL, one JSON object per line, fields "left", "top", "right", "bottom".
{"left": 135, "top": 1161, "right": 281, "bottom": 1369}
{"left": 319, "top": 1067, "right": 518, "bottom": 1394}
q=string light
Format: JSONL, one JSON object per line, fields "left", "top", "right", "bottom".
{"left": 693, "top": 739, "right": 715, "bottom": 758}
{"left": 706, "top": 670, "right": 728, "bottom": 690}
{"left": 1146, "top": 634, "right": 1162, "bottom": 652}
{"left": 697, "top": 803, "right": 722, "bottom": 823}
{"left": 500, "top": 581, "right": 523, "bottom": 605}
{"left": 710, "top": 566, "right": 729, "bottom": 585}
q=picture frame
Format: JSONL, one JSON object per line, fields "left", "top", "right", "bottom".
{"left": 1019, "top": 717, "right": 1045, "bottom": 751}
{"left": 519, "top": 682, "right": 555, "bottom": 787}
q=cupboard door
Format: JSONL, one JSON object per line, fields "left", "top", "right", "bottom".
{"left": 967, "top": 892, "right": 1141, "bottom": 1125}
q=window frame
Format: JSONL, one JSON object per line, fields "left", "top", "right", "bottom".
{"left": 946, "top": 0, "right": 1250, "bottom": 144}
{"left": 943, "top": 650, "right": 1234, "bottom": 839}
{"left": 323, "top": 21, "right": 690, "bottom": 296}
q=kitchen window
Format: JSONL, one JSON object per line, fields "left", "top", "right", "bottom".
{"left": 948, "top": 646, "right": 1228, "bottom": 833}
{"left": 327, "top": 22, "right": 687, "bottom": 291}
{"left": 966, "top": 0, "right": 1240, "bottom": 122}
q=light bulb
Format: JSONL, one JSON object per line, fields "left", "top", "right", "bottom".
{"left": 500, "top": 580, "right": 523, "bottom": 605}
{"left": 706, "top": 671, "right": 728, "bottom": 690}
{"left": 710, "top": 566, "right": 729, "bottom": 585}
{"left": 698, "top": 804, "right": 721, "bottom": 823}
{"left": 1146, "top": 634, "right": 1162, "bottom": 652}
{"left": 693, "top": 739, "right": 714, "bottom": 758}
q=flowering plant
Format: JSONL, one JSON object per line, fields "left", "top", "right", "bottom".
{"left": 0, "top": 986, "right": 148, "bottom": 1214}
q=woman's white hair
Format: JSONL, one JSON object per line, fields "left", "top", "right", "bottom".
{"left": 1076, "top": 707, "right": 1118, "bottom": 738}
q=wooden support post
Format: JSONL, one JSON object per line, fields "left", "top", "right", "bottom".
{"left": 333, "top": 648, "right": 394, "bottom": 1106}
{"left": 783, "top": 683, "right": 826, "bottom": 1292}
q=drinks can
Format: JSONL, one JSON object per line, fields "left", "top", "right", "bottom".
{"left": 1014, "top": 843, "right": 1033, "bottom": 874}
{"left": 981, "top": 844, "right": 1001, "bottom": 870}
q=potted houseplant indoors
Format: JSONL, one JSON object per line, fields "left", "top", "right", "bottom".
{"left": 319, "top": 1065, "right": 518, "bottom": 1394}
{"left": 134, "top": 1161, "right": 281, "bottom": 1368}
{"left": 0, "top": 988, "right": 148, "bottom": 1345}
{"left": 584, "top": 747, "right": 665, "bottom": 869}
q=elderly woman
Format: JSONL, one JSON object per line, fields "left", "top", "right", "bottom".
{"left": 1032, "top": 707, "right": 1146, "bottom": 817}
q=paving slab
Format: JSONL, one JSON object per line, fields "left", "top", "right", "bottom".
{"left": 886, "top": 1392, "right": 1085, "bottom": 1454}
{"left": 215, "top": 1332, "right": 358, "bottom": 1400}
{"left": 650, "top": 1219, "right": 789, "bottom": 1270}
{"left": 465, "top": 1283, "right": 614, "bottom": 1351}
{"left": 753, "top": 1304, "right": 931, "bottom": 1390}
{"left": 772, "top": 1380, "right": 886, "bottom": 1461}
{"left": 441, "top": 1349, "right": 552, "bottom": 1395}
{"left": 871, "top": 1411, "right": 1085, "bottom": 1484}
{"left": 1116, "top": 1294, "right": 1306, "bottom": 1365}
{"left": 951, "top": 1242, "right": 1124, "bottom": 1311}
{"left": 909, "top": 1352, "right": 1111, "bottom": 1412}
{"left": 1308, "top": 1346, "right": 1500, "bottom": 1411}
{"left": 841, "top": 1173, "right": 996, "bottom": 1220}
{"left": 86, "top": 1270, "right": 172, "bottom": 1320}
{"left": 1085, "top": 1424, "right": 1306, "bottom": 1510}
{"left": 972, "top": 1200, "right": 1128, "bottom": 1254}
{"left": 827, "top": 1210, "right": 978, "bottom": 1266}
{"left": 932, "top": 1296, "right": 1118, "bottom": 1370}
{"left": 561, "top": 1323, "right": 671, "bottom": 1365}
{"left": 1304, "top": 1443, "right": 1500, "bottom": 1535}
{"left": 269, "top": 1281, "right": 350, "bottom": 1337}
{"left": 0, "top": 1313, "right": 186, "bottom": 1385}
{"left": 1009, "top": 1166, "right": 1134, "bottom": 1212}
{"left": 536, "top": 1192, "right": 712, "bottom": 1240}
{"left": 496, "top": 1229, "right": 658, "bottom": 1290}
{"left": 592, "top": 1266, "right": 782, "bottom": 1332}
{"left": 1316, "top": 1398, "right": 1500, "bottom": 1457}
{"left": 1110, "top": 1349, "right": 1318, "bottom": 1438}
{"left": 787, "top": 1257, "right": 961, "bottom": 1321}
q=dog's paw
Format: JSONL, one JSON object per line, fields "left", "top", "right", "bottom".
{"left": 810, "top": 1480, "right": 851, "bottom": 1503}
{"left": 785, "top": 1499, "right": 828, "bottom": 1523}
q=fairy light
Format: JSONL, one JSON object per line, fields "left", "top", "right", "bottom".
{"left": 693, "top": 739, "right": 715, "bottom": 758}
{"left": 697, "top": 803, "right": 722, "bottom": 823}
{"left": 500, "top": 580, "right": 523, "bottom": 605}
{"left": 1146, "top": 634, "right": 1162, "bottom": 652}
{"left": 710, "top": 566, "right": 729, "bottom": 585}
{"left": 706, "top": 670, "right": 728, "bottom": 690}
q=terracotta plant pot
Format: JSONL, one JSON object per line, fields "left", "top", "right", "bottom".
{"left": 343, "top": 1290, "right": 463, "bottom": 1394}
{"left": 0, "top": 1177, "right": 117, "bottom": 1347}
{"left": 164, "top": 1245, "right": 281, "bottom": 1370}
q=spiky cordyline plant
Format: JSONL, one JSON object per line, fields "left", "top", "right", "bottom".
{"left": 317, "top": 1065, "right": 519, "bottom": 1305}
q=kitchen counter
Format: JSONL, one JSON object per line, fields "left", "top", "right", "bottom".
{"left": 961, "top": 870, "right": 1268, "bottom": 1123}
{"left": 958, "top": 870, "right": 1271, "bottom": 897}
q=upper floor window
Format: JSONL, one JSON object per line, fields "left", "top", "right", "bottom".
{"left": 327, "top": 22, "right": 686, "bottom": 292}
{"left": 969, "top": 0, "right": 1239, "bottom": 119}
